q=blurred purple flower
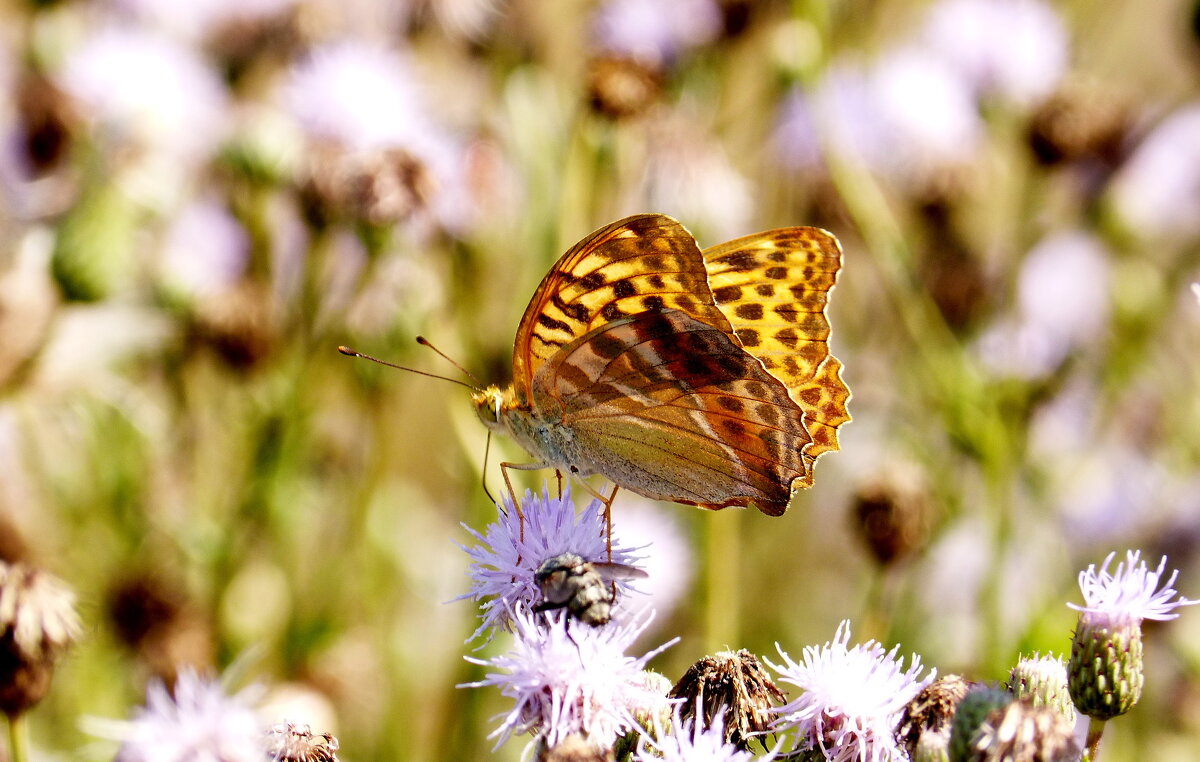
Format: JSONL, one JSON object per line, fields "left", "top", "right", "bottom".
{"left": 101, "top": 669, "right": 266, "bottom": 762}
{"left": 592, "top": 0, "right": 721, "bottom": 67}
{"left": 1108, "top": 105, "right": 1200, "bottom": 240}
{"left": 457, "top": 486, "right": 642, "bottom": 642}
{"left": 775, "top": 50, "right": 982, "bottom": 188}
{"left": 462, "top": 608, "right": 676, "bottom": 750}
{"left": 157, "top": 197, "right": 250, "bottom": 300}
{"left": 922, "top": 0, "right": 1068, "bottom": 108}
{"left": 55, "top": 25, "right": 228, "bottom": 164}
{"left": 768, "top": 621, "right": 932, "bottom": 762}
{"left": 975, "top": 230, "right": 1110, "bottom": 378}
{"left": 608, "top": 497, "right": 693, "bottom": 631}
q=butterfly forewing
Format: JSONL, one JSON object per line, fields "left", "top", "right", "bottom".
{"left": 512, "top": 214, "right": 733, "bottom": 401}
{"left": 702, "top": 227, "right": 851, "bottom": 473}
{"left": 533, "top": 309, "right": 812, "bottom": 515}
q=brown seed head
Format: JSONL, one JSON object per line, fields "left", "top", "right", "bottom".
{"left": 668, "top": 649, "right": 785, "bottom": 749}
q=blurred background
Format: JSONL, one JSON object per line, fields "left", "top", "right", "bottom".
{"left": 0, "top": 0, "right": 1198, "bottom": 758}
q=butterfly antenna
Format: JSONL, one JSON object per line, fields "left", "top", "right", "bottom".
{"left": 337, "top": 346, "right": 476, "bottom": 391}
{"left": 416, "top": 336, "right": 483, "bottom": 386}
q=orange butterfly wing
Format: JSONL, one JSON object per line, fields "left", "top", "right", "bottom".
{"left": 531, "top": 309, "right": 811, "bottom": 516}
{"left": 703, "top": 227, "right": 851, "bottom": 480}
{"left": 511, "top": 214, "right": 732, "bottom": 403}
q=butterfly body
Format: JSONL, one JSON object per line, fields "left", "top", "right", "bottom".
{"left": 476, "top": 214, "right": 850, "bottom": 516}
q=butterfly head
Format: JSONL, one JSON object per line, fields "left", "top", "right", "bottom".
{"left": 471, "top": 385, "right": 509, "bottom": 432}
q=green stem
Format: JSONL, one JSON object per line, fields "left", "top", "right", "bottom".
{"left": 1083, "top": 718, "right": 1105, "bottom": 762}
{"left": 8, "top": 712, "right": 27, "bottom": 762}
{"left": 703, "top": 510, "right": 741, "bottom": 653}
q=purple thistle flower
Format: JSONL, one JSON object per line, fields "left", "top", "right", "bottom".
{"left": 457, "top": 486, "right": 643, "bottom": 642}
{"left": 1068, "top": 550, "right": 1198, "bottom": 626}
{"left": 768, "top": 621, "right": 933, "bottom": 762}
{"left": 462, "top": 608, "right": 677, "bottom": 750}
{"left": 592, "top": 0, "right": 721, "bottom": 67}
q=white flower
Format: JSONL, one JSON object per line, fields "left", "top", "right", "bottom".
{"left": 1108, "top": 104, "right": 1200, "bottom": 240}
{"left": 1068, "top": 550, "right": 1198, "bottom": 626}
{"left": 55, "top": 25, "right": 228, "bottom": 163}
{"left": 457, "top": 486, "right": 643, "bottom": 642}
{"left": 768, "top": 621, "right": 933, "bottom": 762}
{"left": 107, "top": 670, "right": 266, "bottom": 762}
{"left": 922, "top": 0, "right": 1068, "bottom": 108}
{"left": 636, "top": 704, "right": 764, "bottom": 762}
{"left": 592, "top": 0, "right": 721, "bottom": 67}
{"left": 462, "top": 609, "right": 677, "bottom": 749}
{"left": 0, "top": 562, "right": 81, "bottom": 659}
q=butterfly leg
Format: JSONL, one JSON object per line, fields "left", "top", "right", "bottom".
{"left": 500, "top": 460, "right": 551, "bottom": 541}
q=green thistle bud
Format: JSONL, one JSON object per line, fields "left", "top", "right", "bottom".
{"left": 948, "top": 686, "right": 1012, "bottom": 762}
{"left": 1067, "top": 613, "right": 1143, "bottom": 721}
{"left": 1009, "top": 653, "right": 1075, "bottom": 725}
{"left": 51, "top": 181, "right": 140, "bottom": 302}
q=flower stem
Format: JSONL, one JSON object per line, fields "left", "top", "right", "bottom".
{"left": 1083, "top": 718, "right": 1105, "bottom": 762}
{"left": 7, "top": 712, "right": 28, "bottom": 762}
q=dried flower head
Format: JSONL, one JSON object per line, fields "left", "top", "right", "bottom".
{"left": 107, "top": 669, "right": 266, "bottom": 762}
{"left": 0, "top": 562, "right": 82, "bottom": 715}
{"left": 668, "top": 650, "right": 784, "bottom": 748}
{"left": 850, "top": 470, "right": 932, "bottom": 566}
{"left": 968, "top": 698, "right": 1079, "bottom": 762}
{"left": 458, "top": 486, "right": 642, "bottom": 641}
{"left": 462, "top": 609, "right": 676, "bottom": 750}
{"left": 265, "top": 721, "right": 339, "bottom": 762}
{"left": 895, "top": 673, "right": 977, "bottom": 759}
{"left": 768, "top": 621, "right": 933, "bottom": 762}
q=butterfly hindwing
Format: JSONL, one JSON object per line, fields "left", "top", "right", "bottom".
{"left": 532, "top": 309, "right": 812, "bottom": 515}
{"left": 702, "top": 227, "right": 851, "bottom": 474}
{"left": 512, "top": 214, "right": 733, "bottom": 402}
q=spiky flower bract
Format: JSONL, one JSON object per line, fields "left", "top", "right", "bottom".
{"left": 462, "top": 609, "right": 676, "bottom": 751}
{"left": 458, "top": 486, "right": 642, "bottom": 641}
{"left": 768, "top": 621, "right": 933, "bottom": 762}
{"left": 1067, "top": 550, "right": 1197, "bottom": 721}
{"left": 1009, "top": 654, "right": 1075, "bottom": 725}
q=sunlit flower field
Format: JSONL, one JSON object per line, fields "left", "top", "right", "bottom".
{"left": 0, "top": 0, "right": 1198, "bottom": 759}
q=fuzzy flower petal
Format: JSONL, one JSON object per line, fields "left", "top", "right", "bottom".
{"left": 102, "top": 669, "right": 266, "bottom": 762}
{"left": 457, "top": 486, "right": 642, "bottom": 641}
{"left": 636, "top": 703, "right": 768, "bottom": 761}
{"left": 462, "top": 608, "right": 676, "bottom": 750}
{"left": 767, "top": 621, "right": 933, "bottom": 762}
{"left": 1068, "top": 550, "right": 1198, "bottom": 625}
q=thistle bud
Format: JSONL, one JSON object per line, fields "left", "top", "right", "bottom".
{"left": 948, "top": 686, "right": 1011, "bottom": 762}
{"left": 897, "top": 674, "right": 977, "bottom": 762}
{"left": 1009, "top": 654, "right": 1075, "bottom": 725}
{"left": 1067, "top": 614, "right": 1143, "bottom": 721}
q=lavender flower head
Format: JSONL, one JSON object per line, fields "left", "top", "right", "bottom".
{"left": 636, "top": 703, "right": 767, "bottom": 762}
{"left": 1108, "top": 104, "right": 1200, "bottom": 240}
{"left": 458, "top": 486, "right": 643, "bottom": 641}
{"left": 1068, "top": 550, "right": 1198, "bottom": 626}
{"left": 157, "top": 197, "right": 250, "bottom": 300}
{"left": 55, "top": 25, "right": 228, "bottom": 164}
{"left": 922, "top": 0, "right": 1068, "bottom": 108}
{"left": 592, "top": 0, "right": 721, "bottom": 67}
{"left": 768, "top": 621, "right": 933, "bottom": 762}
{"left": 463, "top": 608, "right": 676, "bottom": 750}
{"left": 107, "top": 669, "right": 266, "bottom": 762}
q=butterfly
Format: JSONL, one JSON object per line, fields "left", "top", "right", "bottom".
{"left": 472, "top": 213, "right": 850, "bottom": 516}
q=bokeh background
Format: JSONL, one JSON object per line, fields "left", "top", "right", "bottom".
{"left": 0, "top": 0, "right": 1198, "bottom": 758}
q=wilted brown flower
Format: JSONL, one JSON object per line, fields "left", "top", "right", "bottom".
{"left": 106, "top": 572, "right": 214, "bottom": 683}
{"left": 586, "top": 55, "right": 663, "bottom": 120}
{"left": 969, "top": 699, "right": 1079, "bottom": 762}
{"left": 896, "top": 673, "right": 977, "bottom": 759}
{"left": 0, "top": 562, "right": 82, "bottom": 715}
{"left": 266, "top": 721, "right": 340, "bottom": 762}
{"left": 668, "top": 649, "right": 784, "bottom": 749}
{"left": 851, "top": 468, "right": 934, "bottom": 567}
